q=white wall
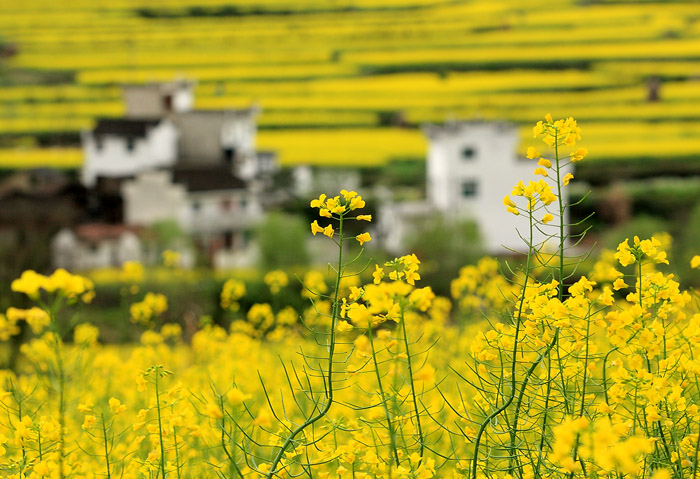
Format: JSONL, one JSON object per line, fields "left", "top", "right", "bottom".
{"left": 220, "top": 113, "right": 257, "bottom": 156}
{"left": 52, "top": 229, "right": 142, "bottom": 271}
{"left": 425, "top": 122, "right": 572, "bottom": 254}
{"left": 81, "top": 121, "right": 179, "bottom": 187}
{"left": 182, "top": 190, "right": 262, "bottom": 235}
{"left": 124, "top": 83, "right": 194, "bottom": 118}
{"left": 121, "top": 171, "right": 188, "bottom": 227}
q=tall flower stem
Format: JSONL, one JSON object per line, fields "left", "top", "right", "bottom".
{"left": 267, "top": 216, "right": 346, "bottom": 478}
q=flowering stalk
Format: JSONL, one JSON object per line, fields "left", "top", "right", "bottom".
{"left": 266, "top": 190, "right": 371, "bottom": 478}
{"left": 399, "top": 302, "right": 425, "bottom": 461}
{"left": 100, "top": 413, "right": 112, "bottom": 479}
{"left": 367, "top": 324, "right": 401, "bottom": 466}
{"left": 472, "top": 205, "right": 535, "bottom": 479}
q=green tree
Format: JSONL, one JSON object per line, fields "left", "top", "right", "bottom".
{"left": 256, "top": 212, "right": 310, "bottom": 269}
{"left": 406, "top": 216, "right": 483, "bottom": 296}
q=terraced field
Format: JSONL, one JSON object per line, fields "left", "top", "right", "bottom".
{"left": 0, "top": 0, "right": 699, "bottom": 175}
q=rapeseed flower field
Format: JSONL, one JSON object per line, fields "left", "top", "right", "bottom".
{"left": 1, "top": 0, "right": 700, "bottom": 172}
{"left": 1, "top": 116, "right": 699, "bottom": 478}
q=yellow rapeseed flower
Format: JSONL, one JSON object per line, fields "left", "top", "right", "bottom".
{"left": 356, "top": 232, "right": 371, "bottom": 246}
{"left": 691, "top": 255, "right": 700, "bottom": 269}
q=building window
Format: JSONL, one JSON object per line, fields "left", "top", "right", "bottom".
{"left": 163, "top": 94, "right": 173, "bottom": 112}
{"left": 192, "top": 201, "right": 201, "bottom": 212}
{"left": 461, "top": 180, "right": 478, "bottom": 198}
{"left": 223, "top": 231, "right": 234, "bottom": 249}
{"left": 223, "top": 147, "right": 236, "bottom": 165}
{"left": 95, "top": 137, "right": 104, "bottom": 151}
{"left": 126, "top": 137, "right": 135, "bottom": 152}
{"left": 461, "top": 146, "right": 476, "bottom": 160}
{"left": 221, "top": 198, "right": 232, "bottom": 211}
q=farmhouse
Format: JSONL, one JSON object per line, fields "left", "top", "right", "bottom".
{"left": 378, "top": 121, "right": 572, "bottom": 255}
{"left": 58, "top": 81, "right": 278, "bottom": 270}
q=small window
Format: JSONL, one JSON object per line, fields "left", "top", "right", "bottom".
{"left": 163, "top": 94, "right": 173, "bottom": 112}
{"left": 126, "top": 137, "right": 135, "bottom": 152}
{"left": 221, "top": 198, "right": 232, "bottom": 211}
{"left": 461, "top": 181, "right": 478, "bottom": 198}
{"left": 95, "top": 137, "right": 104, "bottom": 151}
{"left": 223, "top": 231, "right": 234, "bottom": 249}
{"left": 461, "top": 147, "right": 476, "bottom": 160}
{"left": 192, "top": 201, "right": 201, "bottom": 212}
{"left": 223, "top": 147, "right": 236, "bottom": 165}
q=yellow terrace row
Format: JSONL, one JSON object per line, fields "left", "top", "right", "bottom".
{"left": 403, "top": 102, "right": 700, "bottom": 124}
{"left": 71, "top": 65, "right": 646, "bottom": 87}
{"left": 1, "top": 1, "right": 694, "bottom": 34}
{"left": 2, "top": 127, "right": 699, "bottom": 169}
{"left": 0, "top": 0, "right": 453, "bottom": 10}
{"left": 4, "top": 74, "right": 700, "bottom": 106}
{"left": 2, "top": 102, "right": 700, "bottom": 133}
{"left": 343, "top": 37, "right": 700, "bottom": 66}
{"left": 11, "top": 18, "right": 689, "bottom": 56}
{"left": 0, "top": 70, "right": 641, "bottom": 107}
{"left": 76, "top": 64, "right": 359, "bottom": 84}
{"left": 3, "top": 99, "right": 700, "bottom": 132}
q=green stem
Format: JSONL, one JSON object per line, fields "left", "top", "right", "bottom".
{"left": 554, "top": 130, "right": 564, "bottom": 300}
{"left": 155, "top": 371, "right": 167, "bottom": 479}
{"left": 102, "top": 413, "right": 112, "bottom": 479}
{"left": 472, "top": 210, "right": 534, "bottom": 479}
{"left": 367, "top": 324, "right": 400, "bottom": 466}
{"left": 266, "top": 215, "right": 346, "bottom": 478}
{"left": 400, "top": 305, "right": 425, "bottom": 461}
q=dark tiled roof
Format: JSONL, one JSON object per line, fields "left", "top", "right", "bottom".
{"left": 93, "top": 118, "right": 162, "bottom": 138}
{"left": 74, "top": 223, "right": 141, "bottom": 242}
{"left": 172, "top": 166, "right": 247, "bottom": 192}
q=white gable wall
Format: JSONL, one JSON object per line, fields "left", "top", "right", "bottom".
{"left": 183, "top": 190, "right": 262, "bottom": 234}
{"left": 122, "top": 171, "right": 188, "bottom": 227}
{"left": 81, "top": 121, "right": 179, "bottom": 187}
{"left": 426, "top": 122, "right": 571, "bottom": 254}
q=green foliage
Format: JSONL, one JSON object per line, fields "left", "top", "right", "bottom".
{"left": 145, "top": 220, "right": 190, "bottom": 250}
{"left": 407, "top": 216, "right": 483, "bottom": 295}
{"left": 677, "top": 201, "right": 700, "bottom": 288}
{"left": 256, "top": 212, "right": 310, "bottom": 270}
{"left": 601, "top": 215, "right": 670, "bottom": 251}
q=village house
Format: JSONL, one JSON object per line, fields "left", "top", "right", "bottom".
{"left": 55, "top": 80, "right": 278, "bottom": 270}
{"left": 378, "top": 121, "right": 572, "bottom": 255}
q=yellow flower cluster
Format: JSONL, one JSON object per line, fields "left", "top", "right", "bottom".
{"left": 119, "top": 260, "right": 145, "bottom": 284}
{"left": 533, "top": 113, "right": 583, "bottom": 148}
{"left": 524, "top": 115, "right": 586, "bottom": 198}
{"left": 11, "top": 268, "right": 94, "bottom": 303}
{"left": 3, "top": 119, "right": 700, "bottom": 479}
{"left": 162, "top": 249, "right": 182, "bottom": 268}
{"left": 130, "top": 292, "right": 168, "bottom": 326}
{"left": 310, "top": 190, "right": 372, "bottom": 246}
{"left": 550, "top": 416, "right": 652, "bottom": 475}
{"left": 451, "top": 257, "right": 517, "bottom": 314}
{"left": 503, "top": 179, "right": 556, "bottom": 216}
{"left": 264, "top": 270, "right": 289, "bottom": 295}
{"left": 614, "top": 235, "right": 669, "bottom": 267}
{"left": 340, "top": 254, "right": 436, "bottom": 331}
{"left": 5, "top": 307, "right": 50, "bottom": 334}
{"left": 220, "top": 278, "right": 246, "bottom": 310}
{"left": 692, "top": 255, "right": 700, "bottom": 269}
{"left": 373, "top": 253, "right": 421, "bottom": 285}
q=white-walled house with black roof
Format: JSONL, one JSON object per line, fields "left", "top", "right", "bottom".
{"left": 64, "top": 81, "right": 278, "bottom": 270}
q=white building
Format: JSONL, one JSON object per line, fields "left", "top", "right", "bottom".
{"left": 80, "top": 119, "right": 179, "bottom": 188}
{"left": 123, "top": 80, "right": 194, "bottom": 118}
{"left": 52, "top": 224, "right": 142, "bottom": 271}
{"left": 380, "top": 121, "right": 571, "bottom": 255}
{"left": 67, "top": 81, "right": 277, "bottom": 270}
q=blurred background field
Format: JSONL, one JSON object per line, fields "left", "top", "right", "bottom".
{"left": 0, "top": 0, "right": 699, "bottom": 179}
